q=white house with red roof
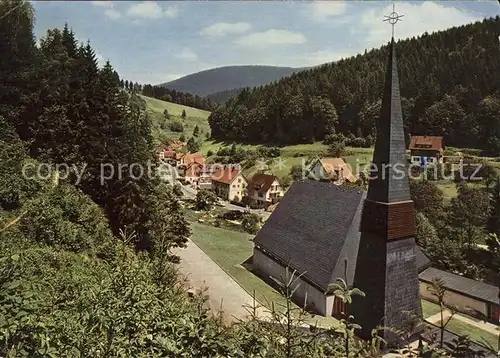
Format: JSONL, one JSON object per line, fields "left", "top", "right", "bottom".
{"left": 211, "top": 165, "right": 247, "bottom": 202}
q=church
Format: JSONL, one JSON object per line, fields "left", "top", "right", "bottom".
{"left": 252, "top": 26, "right": 427, "bottom": 339}
{"left": 251, "top": 14, "right": 500, "bottom": 341}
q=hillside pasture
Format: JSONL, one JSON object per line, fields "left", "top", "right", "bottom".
{"left": 142, "top": 95, "right": 211, "bottom": 142}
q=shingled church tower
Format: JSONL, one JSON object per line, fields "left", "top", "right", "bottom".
{"left": 351, "top": 36, "right": 421, "bottom": 340}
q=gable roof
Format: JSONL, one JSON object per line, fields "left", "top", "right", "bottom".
{"left": 182, "top": 153, "right": 205, "bottom": 166}
{"left": 185, "top": 162, "right": 203, "bottom": 178}
{"left": 409, "top": 136, "right": 444, "bottom": 151}
{"left": 317, "top": 158, "right": 357, "bottom": 183}
{"left": 249, "top": 173, "right": 280, "bottom": 195}
{"left": 253, "top": 180, "right": 430, "bottom": 292}
{"left": 419, "top": 267, "right": 499, "bottom": 306}
{"left": 212, "top": 167, "right": 244, "bottom": 184}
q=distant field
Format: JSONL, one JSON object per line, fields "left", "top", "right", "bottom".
{"left": 142, "top": 95, "right": 211, "bottom": 119}
{"left": 142, "top": 95, "right": 211, "bottom": 142}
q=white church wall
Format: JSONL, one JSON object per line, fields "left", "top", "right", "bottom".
{"left": 253, "top": 248, "right": 334, "bottom": 316}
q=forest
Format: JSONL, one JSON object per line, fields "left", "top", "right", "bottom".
{"left": 209, "top": 17, "right": 500, "bottom": 154}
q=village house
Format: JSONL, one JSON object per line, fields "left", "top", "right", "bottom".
{"left": 247, "top": 173, "right": 284, "bottom": 209}
{"left": 158, "top": 149, "right": 183, "bottom": 165}
{"left": 177, "top": 153, "right": 205, "bottom": 177}
{"left": 409, "top": 135, "right": 444, "bottom": 166}
{"left": 308, "top": 157, "right": 357, "bottom": 184}
{"left": 179, "top": 152, "right": 205, "bottom": 167}
{"left": 198, "top": 164, "right": 217, "bottom": 190}
{"left": 211, "top": 166, "right": 247, "bottom": 202}
{"left": 184, "top": 162, "right": 204, "bottom": 186}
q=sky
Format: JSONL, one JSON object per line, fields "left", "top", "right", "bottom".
{"left": 32, "top": 1, "right": 500, "bottom": 85}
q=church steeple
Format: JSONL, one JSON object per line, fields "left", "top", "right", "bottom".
{"left": 366, "top": 37, "right": 411, "bottom": 204}
{"left": 351, "top": 6, "right": 422, "bottom": 343}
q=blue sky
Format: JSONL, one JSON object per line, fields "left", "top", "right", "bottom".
{"left": 32, "top": 1, "right": 500, "bottom": 85}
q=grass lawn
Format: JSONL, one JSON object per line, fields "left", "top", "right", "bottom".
{"left": 142, "top": 95, "right": 211, "bottom": 142}
{"left": 422, "top": 299, "right": 441, "bottom": 318}
{"left": 422, "top": 299, "right": 498, "bottom": 349}
{"left": 446, "top": 316, "right": 499, "bottom": 349}
{"left": 142, "top": 95, "right": 211, "bottom": 119}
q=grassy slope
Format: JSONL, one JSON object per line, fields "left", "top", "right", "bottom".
{"left": 142, "top": 95, "right": 211, "bottom": 142}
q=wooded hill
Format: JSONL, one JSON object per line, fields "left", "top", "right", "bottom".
{"left": 160, "top": 65, "right": 304, "bottom": 97}
{"left": 209, "top": 17, "right": 500, "bottom": 154}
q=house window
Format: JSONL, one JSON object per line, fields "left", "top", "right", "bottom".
{"left": 238, "top": 178, "right": 241, "bottom": 183}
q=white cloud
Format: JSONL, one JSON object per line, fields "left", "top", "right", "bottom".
{"left": 91, "top": 1, "right": 121, "bottom": 20}
{"left": 176, "top": 48, "right": 198, "bottom": 62}
{"left": 104, "top": 9, "right": 121, "bottom": 20}
{"left": 164, "top": 6, "right": 179, "bottom": 19}
{"left": 127, "top": 1, "right": 179, "bottom": 20}
{"left": 235, "top": 29, "right": 306, "bottom": 49}
{"left": 200, "top": 22, "right": 252, "bottom": 38}
{"left": 91, "top": 1, "right": 114, "bottom": 8}
{"left": 357, "top": 2, "right": 476, "bottom": 49}
{"left": 310, "top": 1, "right": 346, "bottom": 21}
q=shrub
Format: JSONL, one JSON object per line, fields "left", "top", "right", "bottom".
{"left": 220, "top": 210, "right": 244, "bottom": 221}
{"left": 327, "top": 141, "right": 346, "bottom": 157}
{"left": 21, "top": 184, "right": 114, "bottom": 254}
{"left": 187, "top": 137, "right": 201, "bottom": 153}
{"left": 168, "top": 120, "right": 184, "bottom": 132}
{"left": 195, "top": 189, "right": 218, "bottom": 211}
{"left": 207, "top": 150, "right": 214, "bottom": 157}
{"left": 241, "top": 213, "right": 261, "bottom": 234}
{"left": 323, "top": 133, "right": 345, "bottom": 145}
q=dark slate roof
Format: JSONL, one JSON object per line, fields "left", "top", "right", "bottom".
{"left": 419, "top": 267, "right": 499, "bottom": 306}
{"left": 367, "top": 38, "right": 411, "bottom": 204}
{"left": 253, "top": 180, "right": 430, "bottom": 292}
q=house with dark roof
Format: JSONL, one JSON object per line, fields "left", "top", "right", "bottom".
{"left": 247, "top": 173, "right": 284, "bottom": 209}
{"left": 252, "top": 180, "right": 431, "bottom": 317}
{"left": 419, "top": 267, "right": 500, "bottom": 324}
{"left": 409, "top": 135, "right": 444, "bottom": 166}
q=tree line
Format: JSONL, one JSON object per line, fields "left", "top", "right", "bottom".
{"left": 120, "top": 79, "right": 216, "bottom": 111}
{"left": 209, "top": 17, "right": 500, "bottom": 154}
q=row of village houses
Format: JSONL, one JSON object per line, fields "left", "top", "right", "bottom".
{"left": 157, "top": 135, "right": 446, "bottom": 208}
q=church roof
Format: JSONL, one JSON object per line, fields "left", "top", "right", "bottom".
{"left": 253, "top": 180, "right": 430, "bottom": 292}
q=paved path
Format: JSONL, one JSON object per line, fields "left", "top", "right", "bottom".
{"left": 173, "top": 239, "right": 270, "bottom": 324}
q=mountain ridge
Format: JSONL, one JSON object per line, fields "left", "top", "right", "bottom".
{"left": 159, "top": 65, "right": 309, "bottom": 97}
